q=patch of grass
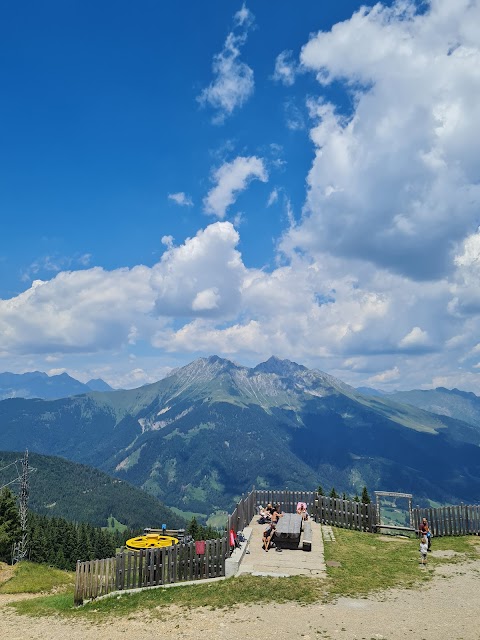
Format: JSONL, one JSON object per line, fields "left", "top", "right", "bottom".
{"left": 429, "top": 535, "right": 478, "bottom": 561}
{"left": 206, "top": 510, "right": 228, "bottom": 529}
{"left": 12, "top": 574, "right": 324, "bottom": 619}
{"left": 9, "top": 531, "right": 479, "bottom": 619}
{"left": 169, "top": 506, "right": 207, "bottom": 523}
{"left": 103, "top": 516, "right": 128, "bottom": 533}
{"left": 324, "top": 529, "right": 444, "bottom": 599}
{"left": 0, "top": 561, "right": 74, "bottom": 594}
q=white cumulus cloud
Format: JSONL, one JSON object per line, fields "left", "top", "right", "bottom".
{"left": 367, "top": 366, "right": 400, "bottom": 385}
{"left": 203, "top": 155, "right": 268, "bottom": 219}
{"left": 283, "top": 0, "right": 480, "bottom": 281}
{"left": 150, "top": 222, "right": 245, "bottom": 318}
{"left": 398, "top": 326, "right": 430, "bottom": 350}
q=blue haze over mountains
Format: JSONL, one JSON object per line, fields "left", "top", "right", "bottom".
{"left": 0, "top": 356, "right": 479, "bottom": 517}
{"left": 0, "top": 371, "right": 113, "bottom": 400}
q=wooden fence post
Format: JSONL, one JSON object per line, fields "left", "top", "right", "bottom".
{"left": 74, "top": 561, "right": 83, "bottom": 606}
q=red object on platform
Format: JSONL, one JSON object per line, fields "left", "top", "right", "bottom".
{"left": 195, "top": 540, "right": 206, "bottom": 555}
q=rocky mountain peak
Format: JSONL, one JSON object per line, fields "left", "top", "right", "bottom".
{"left": 254, "top": 356, "right": 307, "bottom": 377}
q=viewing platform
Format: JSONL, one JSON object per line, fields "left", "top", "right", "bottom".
{"left": 235, "top": 515, "right": 326, "bottom": 578}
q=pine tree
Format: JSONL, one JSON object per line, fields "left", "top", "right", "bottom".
{"left": 187, "top": 517, "right": 200, "bottom": 541}
{"left": 64, "top": 522, "right": 78, "bottom": 569}
{"left": 317, "top": 485, "right": 324, "bottom": 496}
{"left": 0, "top": 487, "right": 21, "bottom": 563}
{"left": 201, "top": 525, "right": 221, "bottom": 540}
{"left": 97, "top": 529, "right": 115, "bottom": 559}
{"left": 27, "top": 513, "right": 47, "bottom": 564}
{"left": 55, "top": 547, "right": 67, "bottom": 570}
{"left": 361, "top": 486, "right": 371, "bottom": 504}
{"left": 329, "top": 487, "right": 338, "bottom": 499}
{"left": 77, "top": 523, "right": 93, "bottom": 561}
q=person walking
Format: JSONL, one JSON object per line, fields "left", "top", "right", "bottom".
{"left": 419, "top": 535, "right": 428, "bottom": 565}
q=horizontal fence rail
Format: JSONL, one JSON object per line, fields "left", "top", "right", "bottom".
{"left": 314, "top": 495, "right": 378, "bottom": 532}
{"left": 413, "top": 504, "right": 480, "bottom": 537}
{"left": 74, "top": 537, "right": 228, "bottom": 606}
{"left": 227, "top": 489, "right": 256, "bottom": 535}
{"left": 255, "top": 490, "right": 316, "bottom": 516}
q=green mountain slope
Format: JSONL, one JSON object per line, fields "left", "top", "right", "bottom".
{"left": 387, "top": 387, "right": 480, "bottom": 429}
{"left": 0, "top": 451, "right": 186, "bottom": 530}
{"left": 0, "top": 356, "right": 479, "bottom": 514}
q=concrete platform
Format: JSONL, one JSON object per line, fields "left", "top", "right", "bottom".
{"left": 236, "top": 516, "right": 326, "bottom": 578}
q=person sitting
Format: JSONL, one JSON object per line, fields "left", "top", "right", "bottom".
{"left": 257, "top": 505, "right": 270, "bottom": 524}
{"left": 296, "top": 501, "right": 309, "bottom": 520}
{"left": 262, "top": 522, "right": 276, "bottom": 552}
{"left": 265, "top": 503, "right": 276, "bottom": 516}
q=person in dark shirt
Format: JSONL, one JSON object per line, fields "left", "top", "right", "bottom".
{"left": 419, "top": 517, "right": 432, "bottom": 551}
{"left": 262, "top": 522, "right": 276, "bottom": 552}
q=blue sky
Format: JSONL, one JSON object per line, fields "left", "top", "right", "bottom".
{"left": 2, "top": 0, "right": 480, "bottom": 393}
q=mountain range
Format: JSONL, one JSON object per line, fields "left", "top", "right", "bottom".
{"left": 0, "top": 371, "right": 113, "bottom": 400}
{"left": 386, "top": 387, "right": 480, "bottom": 430}
{"left": 0, "top": 356, "right": 479, "bottom": 517}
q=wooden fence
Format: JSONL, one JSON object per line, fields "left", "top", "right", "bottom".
{"left": 74, "top": 538, "right": 229, "bottom": 606}
{"left": 74, "top": 557, "right": 116, "bottom": 605}
{"left": 227, "top": 489, "right": 316, "bottom": 534}
{"left": 412, "top": 504, "right": 480, "bottom": 537}
{"left": 227, "top": 489, "right": 256, "bottom": 534}
{"left": 75, "top": 491, "right": 480, "bottom": 605}
{"left": 313, "top": 495, "right": 378, "bottom": 532}
{"left": 256, "top": 489, "right": 316, "bottom": 515}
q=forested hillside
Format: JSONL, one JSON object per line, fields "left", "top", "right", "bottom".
{"left": 0, "top": 451, "right": 186, "bottom": 530}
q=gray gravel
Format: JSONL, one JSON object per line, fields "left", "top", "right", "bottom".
{"left": 1, "top": 559, "right": 479, "bottom": 639}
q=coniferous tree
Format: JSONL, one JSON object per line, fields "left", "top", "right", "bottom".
{"left": 361, "top": 486, "right": 371, "bottom": 504}
{"left": 55, "top": 547, "right": 67, "bottom": 570}
{"left": 27, "top": 514, "right": 46, "bottom": 564}
{"left": 25, "top": 511, "right": 118, "bottom": 570}
{"left": 329, "top": 487, "right": 338, "bottom": 499}
{"left": 77, "top": 522, "right": 93, "bottom": 562}
{"left": 97, "top": 529, "right": 115, "bottom": 558}
{"left": 187, "top": 517, "right": 200, "bottom": 541}
{"left": 317, "top": 485, "right": 324, "bottom": 496}
{"left": 200, "top": 525, "right": 222, "bottom": 540}
{"left": 64, "top": 522, "right": 78, "bottom": 568}
{"left": 0, "top": 487, "right": 21, "bottom": 563}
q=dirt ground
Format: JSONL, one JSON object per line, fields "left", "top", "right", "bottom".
{"left": 1, "top": 558, "right": 480, "bottom": 640}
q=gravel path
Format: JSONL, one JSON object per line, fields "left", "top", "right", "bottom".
{"left": 1, "top": 558, "right": 480, "bottom": 640}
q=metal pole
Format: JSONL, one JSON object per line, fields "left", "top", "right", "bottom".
{"left": 12, "top": 450, "right": 29, "bottom": 564}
